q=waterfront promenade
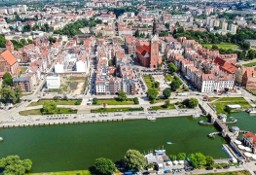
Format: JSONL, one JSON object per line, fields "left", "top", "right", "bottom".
{"left": 0, "top": 108, "right": 202, "bottom": 128}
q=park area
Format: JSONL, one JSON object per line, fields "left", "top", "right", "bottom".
{"left": 202, "top": 42, "right": 239, "bottom": 50}
{"left": 143, "top": 75, "right": 159, "bottom": 90}
{"left": 29, "top": 99, "right": 82, "bottom": 106}
{"left": 94, "top": 99, "right": 135, "bottom": 105}
{"left": 149, "top": 103, "right": 175, "bottom": 111}
{"left": 210, "top": 97, "right": 251, "bottom": 114}
{"left": 19, "top": 108, "right": 77, "bottom": 116}
{"left": 91, "top": 107, "right": 143, "bottom": 113}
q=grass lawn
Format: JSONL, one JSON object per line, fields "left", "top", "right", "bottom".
{"left": 143, "top": 75, "right": 158, "bottom": 89}
{"left": 29, "top": 99, "right": 82, "bottom": 106}
{"left": 201, "top": 170, "right": 251, "bottom": 175}
{"left": 208, "top": 97, "right": 219, "bottom": 102}
{"left": 91, "top": 107, "right": 143, "bottom": 113}
{"left": 96, "top": 99, "right": 134, "bottom": 105}
{"left": 210, "top": 97, "right": 251, "bottom": 114}
{"left": 27, "top": 170, "right": 91, "bottom": 175}
{"left": 164, "top": 74, "right": 173, "bottom": 82}
{"left": 149, "top": 104, "right": 175, "bottom": 111}
{"left": 203, "top": 42, "right": 239, "bottom": 50}
{"left": 243, "top": 61, "right": 256, "bottom": 67}
{"left": 19, "top": 108, "right": 78, "bottom": 116}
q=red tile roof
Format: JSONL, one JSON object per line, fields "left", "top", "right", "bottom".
{"left": 0, "top": 50, "right": 17, "bottom": 66}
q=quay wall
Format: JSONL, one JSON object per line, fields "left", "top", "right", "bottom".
{"left": 0, "top": 109, "right": 202, "bottom": 129}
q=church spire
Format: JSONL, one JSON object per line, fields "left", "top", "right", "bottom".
{"left": 152, "top": 18, "right": 157, "bottom": 36}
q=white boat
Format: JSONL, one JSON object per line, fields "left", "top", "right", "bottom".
{"left": 154, "top": 149, "right": 166, "bottom": 155}
{"left": 0, "top": 137, "right": 3, "bottom": 142}
{"left": 147, "top": 116, "right": 156, "bottom": 121}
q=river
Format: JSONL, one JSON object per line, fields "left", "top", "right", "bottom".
{"left": 0, "top": 116, "right": 227, "bottom": 173}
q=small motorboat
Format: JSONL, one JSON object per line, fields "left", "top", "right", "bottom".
{"left": 166, "top": 141, "right": 173, "bottom": 145}
{"left": 0, "top": 137, "right": 3, "bottom": 142}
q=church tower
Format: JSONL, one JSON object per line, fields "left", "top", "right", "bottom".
{"left": 6, "top": 40, "right": 14, "bottom": 53}
{"left": 150, "top": 35, "right": 160, "bottom": 68}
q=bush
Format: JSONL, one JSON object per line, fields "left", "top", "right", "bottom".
{"left": 93, "top": 98, "right": 98, "bottom": 105}
{"left": 163, "top": 88, "right": 171, "bottom": 99}
{"left": 182, "top": 98, "right": 198, "bottom": 108}
{"left": 133, "top": 97, "right": 139, "bottom": 104}
{"left": 74, "top": 100, "right": 81, "bottom": 105}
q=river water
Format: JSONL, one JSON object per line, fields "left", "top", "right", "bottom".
{"left": 0, "top": 116, "right": 228, "bottom": 173}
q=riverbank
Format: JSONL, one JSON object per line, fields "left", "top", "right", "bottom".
{"left": 0, "top": 108, "right": 202, "bottom": 128}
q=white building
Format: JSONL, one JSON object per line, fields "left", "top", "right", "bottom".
{"left": 46, "top": 75, "right": 61, "bottom": 89}
{"left": 76, "top": 60, "right": 87, "bottom": 73}
{"left": 54, "top": 62, "right": 64, "bottom": 73}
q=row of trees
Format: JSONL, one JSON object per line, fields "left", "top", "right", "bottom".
{"left": 54, "top": 18, "right": 102, "bottom": 38}
{"left": 0, "top": 72, "right": 21, "bottom": 104}
{"left": 0, "top": 155, "right": 32, "bottom": 175}
{"left": 169, "top": 152, "right": 214, "bottom": 169}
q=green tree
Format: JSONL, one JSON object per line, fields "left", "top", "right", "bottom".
{"left": 163, "top": 100, "right": 170, "bottom": 108}
{"left": 224, "top": 105, "right": 231, "bottom": 114}
{"left": 147, "top": 88, "right": 158, "bottom": 101}
{"left": 168, "top": 63, "right": 178, "bottom": 74}
{"left": 94, "top": 158, "right": 116, "bottom": 175}
{"left": 169, "top": 154, "right": 177, "bottom": 161}
{"left": 177, "top": 153, "right": 186, "bottom": 160}
{"left": 41, "top": 101, "right": 57, "bottom": 114}
{"left": 14, "top": 86, "right": 21, "bottom": 103}
{"left": 124, "top": 149, "right": 146, "bottom": 171}
{"left": 92, "top": 98, "right": 98, "bottom": 105}
{"left": 0, "top": 155, "right": 32, "bottom": 175}
{"left": 153, "top": 82, "right": 160, "bottom": 89}
{"left": 2, "top": 72, "right": 13, "bottom": 87}
{"left": 205, "top": 156, "right": 214, "bottom": 167}
{"left": 170, "top": 80, "right": 180, "bottom": 91}
{"left": 211, "top": 45, "right": 218, "bottom": 50}
{"left": 133, "top": 97, "right": 139, "bottom": 104}
{"left": 0, "top": 86, "right": 16, "bottom": 104}
{"left": 116, "top": 90, "right": 127, "bottom": 101}
{"left": 182, "top": 98, "right": 198, "bottom": 108}
{"left": 22, "top": 24, "right": 32, "bottom": 32}
{"left": 163, "top": 88, "right": 171, "bottom": 99}
{"left": 188, "top": 152, "right": 206, "bottom": 168}
{"left": 0, "top": 35, "right": 6, "bottom": 48}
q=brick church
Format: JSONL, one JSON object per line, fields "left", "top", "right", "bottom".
{"left": 135, "top": 20, "right": 162, "bottom": 68}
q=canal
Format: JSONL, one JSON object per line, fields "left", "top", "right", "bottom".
{"left": 0, "top": 116, "right": 227, "bottom": 173}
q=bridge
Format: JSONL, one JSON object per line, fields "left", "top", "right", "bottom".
{"left": 199, "top": 100, "right": 237, "bottom": 140}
